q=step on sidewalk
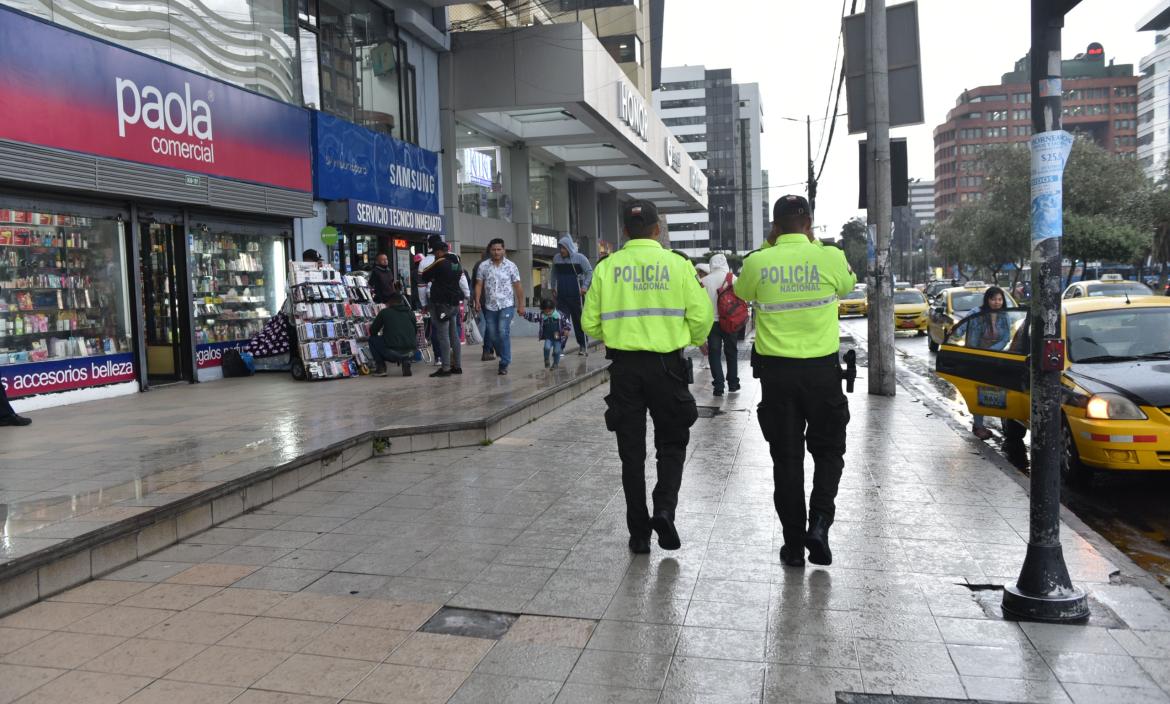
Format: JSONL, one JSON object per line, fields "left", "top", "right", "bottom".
{"left": 0, "top": 339, "right": 609, "bottom": 616}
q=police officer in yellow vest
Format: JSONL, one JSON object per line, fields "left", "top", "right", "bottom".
{"left": 583, "top": 200, "right": 713, "bottom": 554}
{"left": 734, "top": 195, "right": 856, "bottom": 567}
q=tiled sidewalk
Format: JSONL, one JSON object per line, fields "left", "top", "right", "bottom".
{"left": 0, "top": 367, "right": 1168, "bottom": 703}
{"left": 0, "top": 339, "right": 607, "bottom": 566}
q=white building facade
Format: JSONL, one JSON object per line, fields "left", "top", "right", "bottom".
{"left": 1138, "top": 3, "right": 1170, "bottom": 181}
{"left": 654, "top": 65, "right": 763, "bottom": 257}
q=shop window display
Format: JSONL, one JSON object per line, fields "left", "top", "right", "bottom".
{"left": 190, "top": 229, "right": 286, "bottom": 347}
{"left": 0, "top": 206, "right": 131, "bottom": 367}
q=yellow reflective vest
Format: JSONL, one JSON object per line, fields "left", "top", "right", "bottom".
{"left": 734, "top": 233, "right": 856, "bottom": 359}
{"left": 582, "top": 239, "right": 713, "bottom": 353}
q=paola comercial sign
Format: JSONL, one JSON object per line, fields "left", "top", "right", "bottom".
{"left": 0, "top": 5, "right": 312, "bottom": 191}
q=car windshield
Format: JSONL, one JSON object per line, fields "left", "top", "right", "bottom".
{"left": 1067, "top": 308, "right": 1170, "bottom": 362}
{"left": 948, "top": 309, "right": 1029, "bottom": 351}
{"left": 950, "top": 292, "right": 985, "bottom": 312}
{"left": 894, "top": 290, "right": 925, "bottom": 305}
{"left": 1085, "top": 282, "right": 1154, "bottom": 297}
{"left": 843, "top": 291, "right": 865, "bottom": 300}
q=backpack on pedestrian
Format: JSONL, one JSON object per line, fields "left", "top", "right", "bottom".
{"left": 717, "top": 273, "right": 749, "bottom": 334}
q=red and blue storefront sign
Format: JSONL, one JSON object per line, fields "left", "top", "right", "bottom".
{"left": 0, "top": 5, "right": 312, "bottom": 192}
{"left": 195, "top": 340, "right": 249, "bottom": 370}
{"left": 0, "top": 353, "right": 136, "bottom": 400}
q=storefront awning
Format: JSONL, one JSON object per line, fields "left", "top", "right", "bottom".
{"left": 448, "top": 23, "right": 707, "bottom": 215}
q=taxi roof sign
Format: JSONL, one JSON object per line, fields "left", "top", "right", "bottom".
{"left": 1099, "top": 273, "right": 1123, "bottom": 281}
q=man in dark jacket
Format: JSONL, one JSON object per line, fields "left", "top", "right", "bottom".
{"left": 420, "top": 235, "right": 465, "bottom": 377}
{"left": 370, "top": 253, "right": 395, "bottom": 304}
{"left": 551, "top": 235, "right": 593, "bottom": 354}
{"left": 368, "top": 289, "right": 417, "bottom": 377}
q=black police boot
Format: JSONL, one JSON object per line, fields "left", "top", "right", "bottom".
{"left": 651, "top": 511, "right": 681, "bottom": 551}
{"left": 805, "top": 512, "right": 833, "bottom": 566}
{"left": 628, "top": 535, "right": 651, "bottom": 554}
{"left": 779, "top": 544, "right": 806, "bottom": 567}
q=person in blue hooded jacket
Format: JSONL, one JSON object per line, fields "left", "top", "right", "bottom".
{"left": 550, "top": 235, "right": 593, "bottom": 354}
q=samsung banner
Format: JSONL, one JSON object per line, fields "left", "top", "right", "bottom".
{"left": 313, "top": 113, "right": 441, "bottom": 216}
{"left": 0, "top": 6, "right": 312, "bottom": 191}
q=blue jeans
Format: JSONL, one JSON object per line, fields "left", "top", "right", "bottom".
{"left": 707, "top": 322, "right": 740, "bottom": 391}
{"left": 543, "top": 338, "right": 562, "bottom": 366}
{"left": 483, "top": 306, "right": 515, "bottom": 369}
{"left": 477, "top": 314, "right": 495, "bottom": 355}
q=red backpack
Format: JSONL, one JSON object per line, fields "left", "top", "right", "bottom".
{"left": 716, "top": 273, "right": 749, "bottom": 334}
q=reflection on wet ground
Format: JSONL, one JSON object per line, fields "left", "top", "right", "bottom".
{"left": 840, "top": 318, "right": 1170, "bottom": 591}
{"left": 0, "top": 340, "right": 609, "bottom": 564}
{"left": 1, "top": 363, "right": 1164, "bottom": 703}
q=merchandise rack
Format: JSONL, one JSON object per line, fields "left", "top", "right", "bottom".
{"left": 287, "top": 261, "right": 379, "bottom": 381}
{"left": 0, "top": 213, "right": 126, "bottom": 364}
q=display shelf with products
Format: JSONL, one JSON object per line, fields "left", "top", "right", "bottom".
{"left": 0, "top": 207, "right": 130, "bottom": 368}
{"left": 190, "top": 230, "right": 280, "bottom": 346}
{"left": 287, "top": 262, "right": 378, "bottom": 381}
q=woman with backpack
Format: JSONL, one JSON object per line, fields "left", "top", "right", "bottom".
{"left": 701, "top": 253, "right": 747, "bottom": 396}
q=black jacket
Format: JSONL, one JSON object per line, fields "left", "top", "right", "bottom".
{"left": 421, "top": 253, "right": 465, "bottom": 306}
{"left": 369, "top": 266, "right": 395, "bottom": 304}
{"left": 370, "top": 300, "right": 418, "bottom": 352}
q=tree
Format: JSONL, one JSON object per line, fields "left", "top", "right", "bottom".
{"left": 839, "top": 218, "right": 867, "bottom": 278}
{"left": 936, "top": 139, "right": 1153, "bottom": 287}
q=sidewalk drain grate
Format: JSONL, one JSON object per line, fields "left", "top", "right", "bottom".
{"left": 419, "top": 607, "right": 519, "bottom": 640}
{"left": 696, "top": 406, "right": 720, "bottom": 418}
{"left": 836, "top": 694, "right": 1025, "bottom": 703}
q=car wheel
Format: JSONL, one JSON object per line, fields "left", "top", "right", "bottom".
{"left": 916, "top": 329, "right": 926, "bottom": 337}
{"left": 1061, "top": 417, "right": 1095, "bottom": 488}
{"left": 1004, "top": 419, "right": 1027, "bottom": 443}
{"left": 291, "top": 359, "right": 307, "bottom": 381}
{"left": 928, "top": 336, "right": 939, "bottom": 353}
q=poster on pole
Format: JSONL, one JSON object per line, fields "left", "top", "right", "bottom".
{"left": 1029, "top": 130, "right": 1074, "bottom": 247}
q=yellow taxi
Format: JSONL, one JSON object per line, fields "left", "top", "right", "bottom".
{"left": 927, "top": 282, "right": 1017, "bottom": 353}
{"left": 838, "top": 288, "right": 868, "bottom": 317}
{"left": 1062, "top": 273, "right": 1154, "bottom": 300}
{"left": 893, "top": 287, "right": 929, "bottom": 335}
{"left": 936, "top": 297, "right": 1170, "bottom": 485}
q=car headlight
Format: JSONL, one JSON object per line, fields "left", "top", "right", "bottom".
{"left": 1085, "top": 393, "right": 1148, "bottom": 420}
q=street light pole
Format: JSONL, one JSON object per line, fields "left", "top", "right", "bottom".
{"left": 1002, "top": 0, "right": 1088, "bottom": 623}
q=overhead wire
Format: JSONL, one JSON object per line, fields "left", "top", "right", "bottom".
{"left": 814, "top": 0, "right": 849, "bottom": 165}
{"left": 815, "top": 0, "right": 858, "bottom": 186}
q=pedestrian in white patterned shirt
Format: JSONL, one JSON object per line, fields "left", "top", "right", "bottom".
{"left": 473, "top": 238, "right": 526, "bottom": 375}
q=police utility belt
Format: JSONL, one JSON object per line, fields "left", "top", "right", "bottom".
{"left": 607, "top": 349, "right": 694, "bottom": 385}
{"left": 750, "top": 349, "right": 857, "bottom": 393}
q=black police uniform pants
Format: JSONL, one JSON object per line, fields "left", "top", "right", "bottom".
{"left": 757, "top": 358, "right": 850, "bottom": 549}
{"left": 604, "top": 353, "right": 699, "bottom": 539}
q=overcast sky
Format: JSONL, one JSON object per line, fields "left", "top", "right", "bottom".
{"left": 661, "top": 0, "right": 1153, "bottom": 239}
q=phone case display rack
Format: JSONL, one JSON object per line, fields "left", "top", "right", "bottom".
{"left": 191, "top": 234, "right": 274, "bottom": 345}
{"left": 288, "top": 261, "right": 379, "bottom": 380}
{"left": 0, "top": 210, "right": 126, "bottom": 365}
